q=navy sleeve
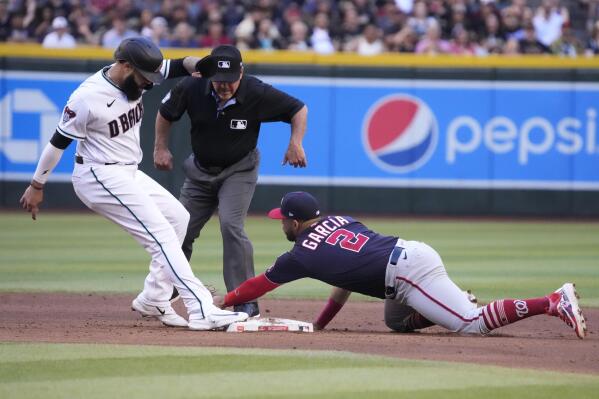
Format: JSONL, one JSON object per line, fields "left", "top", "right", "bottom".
{"left": 264, "top": 252, "right": 307, "bottom": 284}
{"left": 159, "top": 77, "right": 192, "bottom": 122}
{"left": 49, "top": 130, "right": 73, "bottom": 149}
{"left": 165, "top": 58, "right": 189, "bottom": 79}
{"left": 258, "top": 84, "right": 304, "bottom": 123}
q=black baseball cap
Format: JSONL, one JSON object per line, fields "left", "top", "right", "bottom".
{"left": 268, "top": 192, "right": 321, "bottom": 221}
{"left": 209, "top": 45, "right": 243, "bottom": 82}
{"left": 114, "top": 37, "right": 164, "bottom": 84}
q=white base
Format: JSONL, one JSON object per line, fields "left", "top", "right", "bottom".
{"left": 226, "top": 317, "right": 314, "bottom": 333}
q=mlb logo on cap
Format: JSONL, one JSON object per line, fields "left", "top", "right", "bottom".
{"left": 268, "top": 192, "right": 321, "bottom": 221}
{"left": 218, "top": 60, "right": 231, "bottom": 69}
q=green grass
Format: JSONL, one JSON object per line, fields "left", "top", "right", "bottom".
{"left": 1, "top": 212, "right": 598, "bottom": 305}
{"left": 1, "top": 343, "right": 598, "bottom": 399}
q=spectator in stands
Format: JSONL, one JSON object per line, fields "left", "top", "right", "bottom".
{"left": 311, "top": 11, "right": 336, "bottom": 54}
{"left": 252, "top": 17, "right": 284, "bottom": 50}
{"left": 552, "top": 26, "right": 581, "bottom": 56}
{"left": 143, "top": 16, "right": 169, "bottom": 47}
{"left": 449, "top": 26, "right": 479, "bottom": 55}
{"left": 503, "top": 37, "right": 520, "bottom": 55}
{"left": 287, "top": 20, "right": 310, "bottom": 51}
{"left": 101, "top": 16, "right": 137, "bottom": 48}
{"left": 235, "top": 5, "right": 265, "bottom": 49}
{"left": 519, "top": 22, "right": 551, "bottom": 54}
{"left": 6, "top": 13, "right": 31, "bottom": 43}
{"left": 28, "top": 5, "right": 54, "bottom": 43}
{"left": 415, "top": 22, "right": 450, "bottom": 54}
{"left": 42, "top": 15, "right": 75, "bottom": 48}
{"left": 339, "top": 4, "right": 363, "bottom": 51}
{"left": 407, "top": 1, "right": 436, "bottom": 39}
{"left": 71, "top": 11, "right": 98, "bottom": 45}
{"left": 446, "top": 3, "right": 468, "bottom": 39}
{"left": 346, "top": 23, "right": 385, "bottom": 55}
{"left": 200, "top": 20, "right": 233, "bottom": 48}
{"left": 395, "top": 0, "right": 414, "bottom": 14}
{"left": 481, "top": 13, "right": 505, "bottom": 54}
{"left": 388, "top": 25, "right": 418, "bottom": 53}
{"left": 0, "top": 1, "right": 11, "bottom": 42}
{"left": 501, "top": 6, "right": 520, "bottom": 39}
{"left": 533, "top": 0, "right": 569, "bottom": 48}
{"left": 169, "top": 21, "right": 198, "bottom": 48}
{"left": 377, "top": 1, "right": 407, "bottom": 39}
{"left": 585, "top": 20, "right": 599, "bottom": 55}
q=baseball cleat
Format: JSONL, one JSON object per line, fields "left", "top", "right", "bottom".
{"left": 464, "top": 290, "right": 478, "bottom": 304}
{"left": 188, "top": 310, "right": 249, "bottom": 331}
{"left": 547, "top": 283, "right": 587, "bottom": 339}
{"left": 131, "top": 298, "right": 188, "bottom": 327}
{"left": 234, "top": 301, "right": 261, "bottom": 318}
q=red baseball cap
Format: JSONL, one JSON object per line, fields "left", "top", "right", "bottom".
{"left": 268, "top": 191, "right": 321, "bottom": 221}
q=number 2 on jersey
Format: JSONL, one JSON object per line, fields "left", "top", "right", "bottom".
{"left": 325, "top": 229, "right": 369, "bottom": 252}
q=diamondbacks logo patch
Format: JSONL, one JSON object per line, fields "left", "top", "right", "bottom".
{"left": 62, "top": 106, "right": 76, "bottom": 123}
{"left": 230, "top": 119, "right": 247, "bottom": 130}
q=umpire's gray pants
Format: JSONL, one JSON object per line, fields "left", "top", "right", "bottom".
{"left": 179, "top": 149, "right": 259, "bottom": 292}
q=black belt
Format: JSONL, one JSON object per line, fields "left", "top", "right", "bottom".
{"left": 389, "top": 246, "right": 405, "bottom": 265}
{"left": 385, "top": 246, "right": 406, "bottom": 298}
{"left": 193, "top": 157, "right": 225, "bottom": 175}
{"left": 75, "top": 155, "right": 134, "bottom": 165}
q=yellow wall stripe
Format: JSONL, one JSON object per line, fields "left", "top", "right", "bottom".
{"left": 1, "top": 43, "right": 599, "bottom": 69}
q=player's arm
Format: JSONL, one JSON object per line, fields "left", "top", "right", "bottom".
{"left": 154, "top": 113, "right": 174, "bottom": 170}
{"left": 154, "top": 78, "right": 190, "bottom": 170}
{"left": 213, "top": 273, "right": 280, "bottom": 308}
{"left": 284, "top": 105, "right": 308, "bottom": 168}
{"left": 20, "top": 132, "right": 73, "bottom": 220}
{"left": 258, "top": 84, "right": 308, "bottom": 168}
{"left": 313, "top": 287, "right": 352, "bottom": 331}
{"left": 163, "top": 56, "right": 216, "bottom": 79}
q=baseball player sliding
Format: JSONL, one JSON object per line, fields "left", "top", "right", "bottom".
{"left": 20, "top": 37, "right": 248, "bottom": 330}
{"left": 215, "top": 191, "right": 587, "bottom": 339}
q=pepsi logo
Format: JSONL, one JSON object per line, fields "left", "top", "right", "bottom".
{"left": 362, "top": 94, "right": 438, "bottom": 173}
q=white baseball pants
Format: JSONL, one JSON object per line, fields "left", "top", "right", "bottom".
{"left": 72, "top": 163, "right": 217, "bottom": 319}
{"left": 385, "top": 240, "right": 485, "bottom": 334}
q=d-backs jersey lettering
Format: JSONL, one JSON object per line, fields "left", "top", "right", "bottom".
{"left": 265, "top": 216, "right": 399, "bottom": 298}
{"left": 57, "top": 61, "right": 171, "bottom": 165}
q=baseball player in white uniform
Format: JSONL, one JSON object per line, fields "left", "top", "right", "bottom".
{"left": 20, "top": 37, "right": 248, "bottom": 330}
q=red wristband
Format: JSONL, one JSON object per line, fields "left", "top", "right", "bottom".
{"left": 315, "top": 298, "right": 344, "bottom": 329}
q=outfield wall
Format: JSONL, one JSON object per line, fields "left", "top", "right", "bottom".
{"left": 1, "top": 46, "right": 599, "bottom": 216}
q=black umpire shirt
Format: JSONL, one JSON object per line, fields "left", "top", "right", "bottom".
{"left": 159, "top": 75, "right": 304, "bottom": 168}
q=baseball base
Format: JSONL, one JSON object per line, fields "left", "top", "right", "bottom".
{"left": 226, "top": 317, "right": 314, "bottom": 333}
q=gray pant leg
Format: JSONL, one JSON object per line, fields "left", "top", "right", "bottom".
{"left": 217, "top": 167, "right": 257, "bottom": 292}
{"left": 179, "top": 158, "right": 218, "bottom": 261}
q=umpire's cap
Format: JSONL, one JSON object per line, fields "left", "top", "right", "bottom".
{"left": 268, "top": 192, "right": 321, "bottom": 221}
{"left": 114, "top": 37, "right": 164, "bottom": 84}
{"left": 209, "top": 45, "right": 243, "bottom": 82}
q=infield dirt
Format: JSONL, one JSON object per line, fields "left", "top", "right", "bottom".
{"left": 1, "top": 293, "right": 596, "bottom": 374}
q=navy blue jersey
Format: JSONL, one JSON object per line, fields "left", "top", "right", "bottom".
{"left": 265, "top": 216, "right": 398, "bottom": 298}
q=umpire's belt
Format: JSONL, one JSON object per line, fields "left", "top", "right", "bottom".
{"left": 193, "top": 157, "right": 225, "bottom": 175}
{"left": 75, "top": 155, "right": 136, "bottom": 166}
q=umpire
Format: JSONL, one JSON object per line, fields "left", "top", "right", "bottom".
{"left": 155, "top": 45, "right": 308, "bottom": 317}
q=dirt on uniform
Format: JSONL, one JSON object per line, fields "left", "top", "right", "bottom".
{"left": 1, "top": 293, "right": 597, "bottom": 374}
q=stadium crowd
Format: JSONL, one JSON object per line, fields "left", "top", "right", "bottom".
{"left": 0, "top": 0, "right": 597, "bottom": 56}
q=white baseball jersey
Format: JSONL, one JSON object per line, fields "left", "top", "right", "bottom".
{"left": 57, "top": 60, "right": 174, "bottom": 164}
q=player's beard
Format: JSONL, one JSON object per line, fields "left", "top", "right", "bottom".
{"left": 285, "top": 230, "right": 296, "bottom": 242}
{"left": 121, "top": 74, "right": 153, "bottom": 101}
